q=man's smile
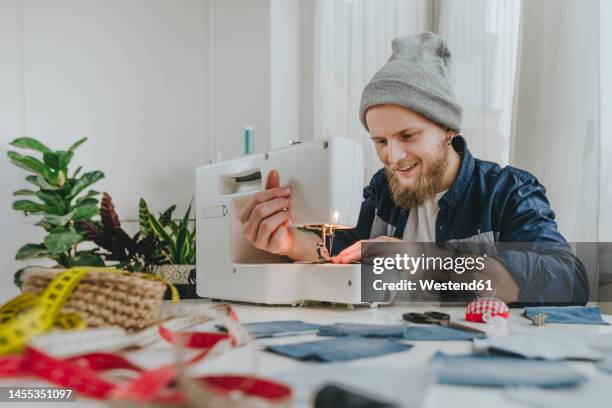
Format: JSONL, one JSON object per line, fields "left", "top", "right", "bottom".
{"left": 396, "top": 161, "right": 420, "bottom": 178}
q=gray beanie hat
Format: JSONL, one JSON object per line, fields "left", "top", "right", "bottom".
{"left": 359, "top": 32, "right": 462, "bottom": 132}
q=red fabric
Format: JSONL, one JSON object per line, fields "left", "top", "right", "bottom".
{"left": 465, "top": 297, "right": 509, "bottom": 323}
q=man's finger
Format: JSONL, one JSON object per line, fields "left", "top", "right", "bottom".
{"left": 242, "top": 197, "right": 291, "bottom": 241}
{"left": 254, "top": 210, "right": 290, "bottom": 249}
{"left": 334, "top": 249, "right": 362, "bottom": 264}
{"left": 239, "top": 187, "right": 290, "bottom": 224}
{"left": 332, "top": 241, "right": 362, "bottom": 263}
{"left": 266, "top": 169, "right": 280, "bottom": 189}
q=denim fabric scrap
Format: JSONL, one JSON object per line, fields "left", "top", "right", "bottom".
{"left": 403, "top": 326, "right": 485, "bottom": 341}
{"left": 266, "top": 337, "right": 412, "bottom": 362}
{"left": 524, "top": 306, "right": 609, "bottom": 325}
{"left": 317, "top": 323, "right": 408, "bottom": 339}
{"left": 242, "top": 320, "right": 321, "bottom": 339}
{"left": 432, "top": 352, "right": 586, "bottom": 388}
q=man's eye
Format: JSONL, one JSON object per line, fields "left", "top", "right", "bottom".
{"left": 375, "top": 139, "right": 387, "bottom": 145}
{"left": 401, "top": 133, "right": 413, "bottom": 140}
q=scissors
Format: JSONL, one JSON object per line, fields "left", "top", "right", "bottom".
{"left": 402, "top": 311, "right": 485, "bottom": 334}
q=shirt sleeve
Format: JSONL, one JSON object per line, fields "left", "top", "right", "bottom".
{"left": 493, "top": 175, "right": 589, "bottom": 306}
{"left": 329, "top": 177, "right": 378, "bottom": 256}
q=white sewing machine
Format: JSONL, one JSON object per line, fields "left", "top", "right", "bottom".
{"left": 195, "top": 138, "right": 367, "bottom": 305}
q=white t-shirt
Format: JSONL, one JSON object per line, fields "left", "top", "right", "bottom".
{"left": 402, "top": 191, "right": 447, "bottom": 242}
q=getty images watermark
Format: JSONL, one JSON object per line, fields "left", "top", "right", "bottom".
{"left": 359, "top": 241, "right": 601, "bottom": 304}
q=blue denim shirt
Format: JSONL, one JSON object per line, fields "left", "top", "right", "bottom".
{"left": 331, "top": 136, "right": 589, "bottom": 305}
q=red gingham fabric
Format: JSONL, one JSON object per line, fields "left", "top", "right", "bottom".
{"left": 465, "top": 297, "right": 509, "bottom": 323}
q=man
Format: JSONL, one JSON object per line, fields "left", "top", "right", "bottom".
{"left": 239, "top": 32, "right": 588, "bottom": 305}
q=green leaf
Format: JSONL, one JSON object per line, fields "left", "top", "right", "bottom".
{"left": 175, "top": 226, "right": 187, "bottom": 264}
{"left": 72, "top": 205, "right": 98, "bottom": 221}
{"left": 10, "top": 137, "right": 51, "bottom": 153}
{"left": 73, "top": 197, "right": 98, "bottom": 208}
{"left": 139, "top": 198, "right": 153, "bottom": 237}
{"left": 74, "top": 190, "right": 100, "bottom": 207}
{"left": 35, "top": 191, "right": 65, "bottom": 213}
{"left": 68, "top": 251, "right": 105, "bottom": 267}
{"left": 44, "top": 229, "right": 83, "bottom": 255}
{"left": 58, "top": 151, "right": 74, "bottom": 170}
{"left": 24, "top": 175, "right": 58, "bottom": 190}
{"left": 15, "top": 243, "right": 49, "bottom": 260}
{"left": 7, "top": 151, "right": 50, "bottom": 179}
{"left": 42, "top": 151, "right": 61, "bottom": 169}
{"left": 68, "top": 137, "right": 87, "bottom": 152}
{"left": 43, "top": 211, "right": 75, "bottom": 227}
{"left": 69, "top": 171, "right": 104, "bottom": 199}
{"left": 72, "top": 166, "right": 83, "bottom": 178}
{"left": 13, "top": 189, "right": 36, "bottom": 196}
{"left": 159, "top": 205, "right": 176, "bottom": 227}
{"left": 148, "top": 213, "right": 176, "bottom": 260}
{"left": 181, "top": 201, "right": 193, "bottom": 226}
{"left": 12, "top": 199, "right": 45, "bottom": 213}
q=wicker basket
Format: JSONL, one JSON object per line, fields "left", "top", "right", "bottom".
{"left": 20, "top": 267, "right": 167, "bottom": 332}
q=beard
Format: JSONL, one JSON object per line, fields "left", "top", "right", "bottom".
{"left": 385, "top": 144, "right": 449, "bottom": 209}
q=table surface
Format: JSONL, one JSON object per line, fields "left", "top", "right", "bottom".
{"left": 1, "top": 301, "right": 611, "bottom": 408}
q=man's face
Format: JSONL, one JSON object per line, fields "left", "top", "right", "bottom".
{"left": 366, "top": 104, "right": 453, "bottom": 208}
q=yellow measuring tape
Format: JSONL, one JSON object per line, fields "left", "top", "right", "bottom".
{"left": 0, "top": 267, "right": 179, "bottom": 355}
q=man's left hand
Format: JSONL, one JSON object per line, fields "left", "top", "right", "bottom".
{"left": 331, "top": 236, "right": 403, "bottom": 264}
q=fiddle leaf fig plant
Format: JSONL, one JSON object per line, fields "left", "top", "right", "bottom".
{"left": 8, "top": 137, "right": 105, "bottom": 267}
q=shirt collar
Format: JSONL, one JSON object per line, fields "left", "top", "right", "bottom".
{"left": 438, "top": 135, "right": 474, "bottom": 209}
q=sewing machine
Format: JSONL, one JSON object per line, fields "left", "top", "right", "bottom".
{"left": 195, "top": 138, "right": 367, "bottom": 305}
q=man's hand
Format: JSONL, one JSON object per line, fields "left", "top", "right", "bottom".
{"left": 239, "top": 170, "right": 294, "bottom": 255}
{"left": 331, "top": 236, "right": 403, "bottom": 264}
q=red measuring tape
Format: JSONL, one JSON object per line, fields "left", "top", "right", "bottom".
{"left": 0, "top": 307, "right": 292, "bottom": 406}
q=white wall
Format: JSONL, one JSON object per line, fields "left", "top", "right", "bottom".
{"left": 0, "top": 0, "right": 313, "bottom": 301}
{"left": 601, "top": 0, "right": 612, "bottom": 242}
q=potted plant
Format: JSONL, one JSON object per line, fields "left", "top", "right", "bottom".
{"left": 7, "top": 137, "right": 105, "bottom": 285}
{"left": 140, "top": 199, "right": 199, "bottom": 299}
{"left": 78, "top": 192, "right": 165, "bottom": 273}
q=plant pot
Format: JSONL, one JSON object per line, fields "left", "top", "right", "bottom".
{"left": 154, "top": 264, "right": 201, "bottom": 300}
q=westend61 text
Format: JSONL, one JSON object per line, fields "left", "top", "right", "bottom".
{"left": 372, "top": 279, "right": 493, "bottom": 292}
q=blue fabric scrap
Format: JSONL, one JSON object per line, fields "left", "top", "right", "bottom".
{"left": 317, "top": 323, "right": 407, "bottom": 338}
{"left": 403, "top": 326, "right": 485, "bottom": 341}
{"left": 432, "top": 352, "right": 586, "bottom": 388}
{"left": 524, "top": 306, "right": 609, "bottom": 325}
{"left": 242, "top": 320, "right": 321, "bottom": 338}
{"left": 266, "top": 337, "right": 412, "bottom": 362}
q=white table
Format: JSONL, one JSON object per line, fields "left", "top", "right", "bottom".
{"left": 1, "top": 301, "right": 611, "bottom": 408}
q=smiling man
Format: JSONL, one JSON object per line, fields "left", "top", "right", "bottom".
{"left": 239, "top": 32, "right": 589, "bottom": 305}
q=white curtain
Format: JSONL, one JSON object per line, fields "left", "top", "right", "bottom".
{"left": 314, "top": 0, "right": 521, "bottom": 179}
{"left": 437, "top": 0, "right": 521, "bottom": 166}
{"left": 511, "top": 0, "right": 600, "bottom": 242}
{"left": 313, "top": 0, "right": 435, "bottom": 181}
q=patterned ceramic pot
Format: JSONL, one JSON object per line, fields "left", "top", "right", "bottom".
{"left": 154, "top": 264, "right": 200, "bottom": 299}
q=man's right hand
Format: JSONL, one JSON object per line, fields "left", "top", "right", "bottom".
{"left": 239, "top": 170, "right": 295, "bottom": 256}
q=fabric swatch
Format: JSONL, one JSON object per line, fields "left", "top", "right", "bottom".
{"left": 432, "top": 352, "right": 586, "bottom": 388}
{"left": 240, "top": 320, "right": 321, "bottom": 339}
{"left": 403, "top": 326, "right": 485, "bottom": 341}
{"left": 266, "top": 337, "right": 412, "bottom": 362}
{"left": 523, "top": 306, "right": 609, "bottom": 325}
{"left": 317, "top": 323, "right": 408, "bottom": 339}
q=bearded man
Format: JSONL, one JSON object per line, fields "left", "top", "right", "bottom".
{"left": 238, "top": 32, "right": 588, "bottom": 305}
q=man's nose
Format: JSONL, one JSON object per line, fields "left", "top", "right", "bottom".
{"left": 387, "top": 140, "right": 408, "bottom": 164}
